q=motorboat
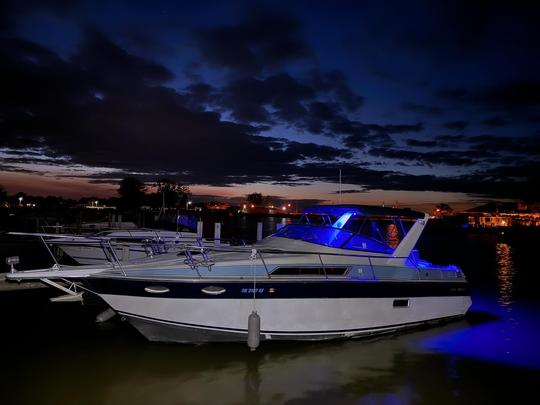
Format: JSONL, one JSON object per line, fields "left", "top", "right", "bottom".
{"left": 6, "top": 205, "right": 471, "bottom": 344}
{"left": 10, "top": 229, "right": 202, "bottom": 265}
{"left": 49, "top": 229, "right": 201, "bottom": 265}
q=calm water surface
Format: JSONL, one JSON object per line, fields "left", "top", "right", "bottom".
{"left": 1, "top": 226, "right": 539, "bottom": 404}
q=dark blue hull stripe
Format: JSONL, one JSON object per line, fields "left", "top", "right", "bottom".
{"left": 83, "top": 278, "right": 469, "bottom": 299}
{"left": 119, "top": 310, "right": 463, "bottom": 335}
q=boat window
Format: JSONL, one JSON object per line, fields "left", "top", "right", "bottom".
{"left": 274, "top": 224, "right": 394, "bottom": 253}
{"left": 342, "top": 234, "right": 394, "bottom": 254}
{"left": 298, "top": 213, "right": 335, "bottom": 226}
{"left": 274, "top": 224, "right": 352, "bottom": 247}
{"left": 271, "top": 267, "right": 348, "bottom": 276}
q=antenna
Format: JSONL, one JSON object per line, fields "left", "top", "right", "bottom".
{"left": 339, "top": 169, "right": 342, "bottom": 204}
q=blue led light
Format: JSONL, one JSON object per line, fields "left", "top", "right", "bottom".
{"left": 421, "top": 294, "right": 540, "bottom": 370}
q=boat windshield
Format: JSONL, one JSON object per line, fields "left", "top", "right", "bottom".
{"left": 272, "top": 207, "right": 419, "bottom": 253}
{"left": 273, "top": 223, "right": 394, "bottom": 253}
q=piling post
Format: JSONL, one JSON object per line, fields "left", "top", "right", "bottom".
{"left": 256, "top": 222, "right": 263, "bottom": 241}
{"left": 197, "top": 221, "right": 204, "bottom": 238}
{"left": 214, "top": 223, "right": 221, "bottom": 246}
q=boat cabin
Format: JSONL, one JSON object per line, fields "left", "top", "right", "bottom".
{"left": 272, "top": 205, "right": 426, "bottom": 255}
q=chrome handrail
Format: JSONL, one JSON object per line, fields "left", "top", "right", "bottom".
{"left": 8, "top": 232, "right": 461, "bottom": 282}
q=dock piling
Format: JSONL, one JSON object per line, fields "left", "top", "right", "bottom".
{"left": 214, "top": 223, "right": 221, "bottom": 246}
{"left": 257, "top": 222, "right": 263, "bottom": 241}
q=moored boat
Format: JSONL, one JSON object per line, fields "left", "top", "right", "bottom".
{"left": 6, "top": 205, "right": 472, "bottom": 344}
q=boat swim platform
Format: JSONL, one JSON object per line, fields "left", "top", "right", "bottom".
{"left": 0, "top": 273, "right": 47, "bottom": 292}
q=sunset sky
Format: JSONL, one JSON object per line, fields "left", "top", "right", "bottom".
{"left": 1, "top": 1, "right": 539, "bottom": 209}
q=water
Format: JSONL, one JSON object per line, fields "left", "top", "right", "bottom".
{"left": 1, "top": 226, "right": 539, "bottom": 404}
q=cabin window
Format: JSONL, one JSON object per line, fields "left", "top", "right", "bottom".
{"left": 271, "top": 267, "right": 348, "bottom": 276}
{"left": 393, "top": 299, "right": 410, "bottom": 307}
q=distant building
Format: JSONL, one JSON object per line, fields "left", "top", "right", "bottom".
{"left": 466, "top": 201, "right": 540, "bottom": 228}
{"left": 207, "top": 202, "right": 230, "bottom": 210}
{"left": 240, "top": 203, "right": 293, "bottom": 215}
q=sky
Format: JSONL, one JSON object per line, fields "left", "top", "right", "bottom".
{"left": 1, "top": 0, "right": 539, "bottom": 210}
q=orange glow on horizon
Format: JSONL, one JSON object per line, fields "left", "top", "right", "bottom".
{"left": 0, "top": 171, "right": 481, "bottom": 212}
{"left": 0, "top": 172, "right": 117, "bottom": 198}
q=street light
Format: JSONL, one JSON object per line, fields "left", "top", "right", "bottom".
{"left": 18, "top": 196, "right": 23, "bottom": 206}
{"left": 186, "top": 200, "right": 192, "bottom": 209}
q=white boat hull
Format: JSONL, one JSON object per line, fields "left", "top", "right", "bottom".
{"left": 99, "top": 294, "right": 472, "bottom": 342}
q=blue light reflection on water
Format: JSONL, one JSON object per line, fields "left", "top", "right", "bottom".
{"left": 420, "top": 240, "right": 540, "bottom": 370}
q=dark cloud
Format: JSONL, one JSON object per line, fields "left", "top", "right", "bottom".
{"left": 0, "top": 33, "right": 351, "bottom": 188}
{"left": 377, "top": 123, "right": 423, "bottom": 134}
{"left": 466, "top": 135, "right": 540, "bottom": 156}
{"left": 182, "top": 82, "right": 219, "bottom": 111}
{"left": 1, "top": 0, "right": 79, "bottom": 33}
{"left": 435, "top": 81, "right": 540, "bottom": 111}
{"left": 406, "top": 139, "right": 438, "bottom": 148}
{"left": 481, "top": 116, "right": 510, "bottom": 127}
{"left": 305, "top": 101, "right": 339, "bottom": 134}
{"left": 341, "top": 132, "right": 393, "bottom": 150}
{"left": 433, "top": 134, "right": 540, "bottom": 157}
{"left": 294, "top": 160, "right": 538, "bottom": 201}
{"left": 282, "top": 140, "right": 353, "bottom": 161}
{"left": 350, "top": 1, "right": 540, "bottom": 86}
{"left": 216, "top": 74, "right": 313, "bottom": 124}
{"left": 73, "top": 29, "right": 175, "bottom": 88}
{"left": 183, "top": 70, "right": 370, "bottom": 143}
{"left": 435, "top": 134, "right": 466, "bottom": 144}
{"left": 368, "top": 148, "right": 484, "bottom": 167}
{"left": 331, "top": 120, "right": 422, "bottom": 150}
{"left": 1, "top": 12, "right": 537, "bottom": 202}
{"left": 307, "top": 70, "right": 363, "bottom": 112}
{"left": 195, "top": 11, "right": 313, "bottom": 74}
{"left": 329, "top": 189, "right": 366, "bottom": 194}
{"left": 442, "top": 121, "right": 468, "bottom": 131}
{"left": 0, "top": 0, "right": 15, "bottom": 33}
{"left": 401, "top": 102, "right": 443, "bottom": 116}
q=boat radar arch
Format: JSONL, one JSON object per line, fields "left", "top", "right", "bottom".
{"left": 390, "top": 212, "right": 430, "bottom": 265}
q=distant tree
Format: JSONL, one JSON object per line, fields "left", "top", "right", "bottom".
{"left": 118, "top": 177, "right": 146, "bottom": 211}
{"left": 436, "top": 203, "right": 453, "bottom": 212}
{"left": 246, "top": 193, "right": 263, "bottom": 206}
{"left": 435, "top": 203, "right": 453, "bottom": 217}
{"left": 155, "top": 178, "right": 190, "bottom": 209}
{"left": 0, "top": 185, "right": 7, "bottom": 204}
